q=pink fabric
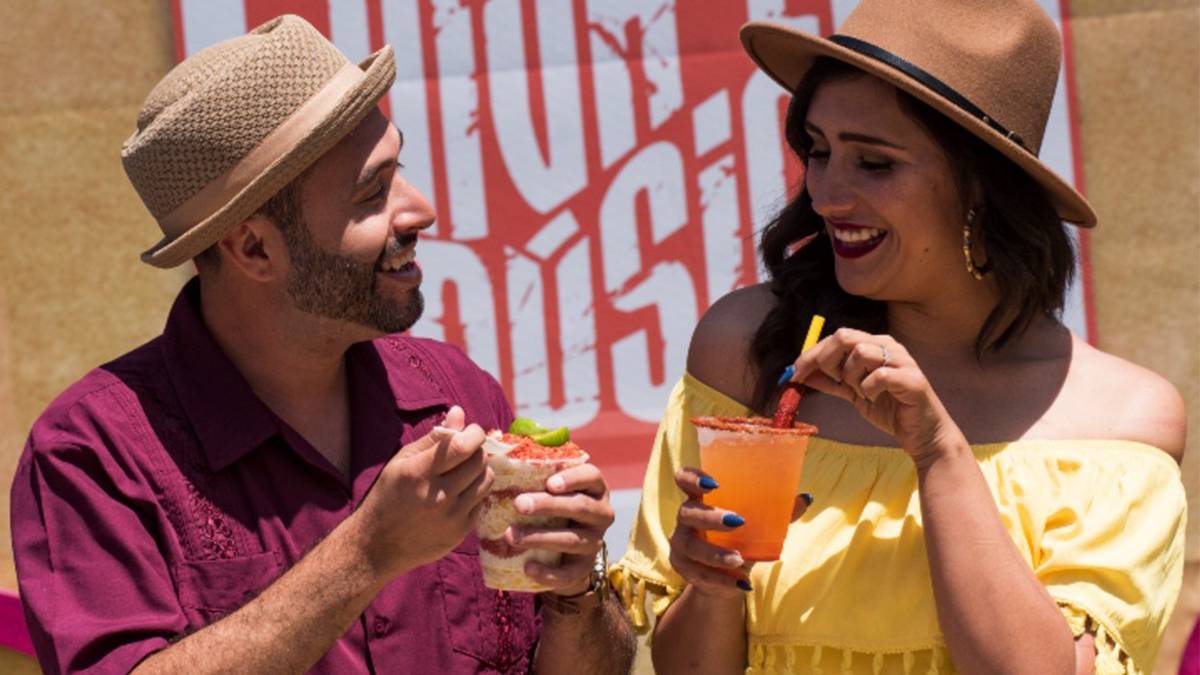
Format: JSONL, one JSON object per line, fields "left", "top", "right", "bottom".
{"left": 0, "top": 590, "right": 34, "bottom": 656}
{"left": 1181, "top": 615, "right": 1200, "bottom": 675}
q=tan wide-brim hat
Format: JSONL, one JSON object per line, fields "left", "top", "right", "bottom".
{"left": 741, "top": 0, "right": 1096, "bottom": 227}
{"left": 122, "top": 15, "right": 397, "bottom": 268}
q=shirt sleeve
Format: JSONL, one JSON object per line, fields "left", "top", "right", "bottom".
{"left": 11, "top": 436, "right": 187, "bottom": 675}
{"left": 1029, "top": 448, "right": 1188, "bottom": 675}
{"left": 607, "top": 374, "right": 751, "bottom": 632}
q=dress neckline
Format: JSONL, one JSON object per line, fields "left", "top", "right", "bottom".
{"left": 681, "top": 371, "right": 1175, "bottom": 466}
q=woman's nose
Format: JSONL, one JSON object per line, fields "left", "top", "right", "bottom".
{"left": 807, "top": 164, "right": 856, "bottom": 220}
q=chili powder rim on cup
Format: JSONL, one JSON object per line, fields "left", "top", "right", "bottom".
{"left": 692, "top": 416, "right": 818, "bottom": 436}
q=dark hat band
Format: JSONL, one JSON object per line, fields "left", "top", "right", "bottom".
{"left": 828, "top": 34, "right": 1031, "bottom": 154}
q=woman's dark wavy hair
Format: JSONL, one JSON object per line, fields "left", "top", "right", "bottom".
{"left": 749, "top": 57, "right": 1076, "bottom": 412}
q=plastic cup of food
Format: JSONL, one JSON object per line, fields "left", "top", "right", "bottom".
{"left": 475, "top": 430, "right": 588, "bottom": 592}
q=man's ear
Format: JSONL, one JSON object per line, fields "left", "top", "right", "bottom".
{"left": 217, "top": 215, "right": 286, "bottom": 282}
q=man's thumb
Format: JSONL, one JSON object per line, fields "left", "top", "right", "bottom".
{"left": 440, "top": 405, "right": 465, "bottom": 431}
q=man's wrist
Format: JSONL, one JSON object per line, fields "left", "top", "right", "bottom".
{"left": 540, "top": 585, "right": 608, "bottom": 616}
{"left": 548, "top": 578, "right": 592, "bottom": 598}
{"left": 540, "top": 544, "right": 609, "bottom": 614}
{"left": 340, "top": 508, "right": 408, "bottom": 589}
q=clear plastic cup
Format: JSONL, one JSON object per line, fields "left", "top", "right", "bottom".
{"left": 475, "top": 434, "right": 589, "bottom": 592}
{"left": 692, "top": 416, "right": 817, "bottom": 561}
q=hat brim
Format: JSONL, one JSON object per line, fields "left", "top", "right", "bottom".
{"left": 740, "top": 22, "right": 1096, "bottom": 227}
{"left": 140, "top": 46, "right": 398, "bottom": 268}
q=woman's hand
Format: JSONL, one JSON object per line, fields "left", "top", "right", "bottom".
{"left": 783, "top": 327, "right": 966, "bottom": 464}
{"left": 668, "top": 467, "right": 755, "bottom": 598}
{"left": 667, "top": 468, "right": 812, "bottom": 596}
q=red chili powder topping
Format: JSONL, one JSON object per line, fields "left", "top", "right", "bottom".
{"left": 691, "top": 415, "right": 818, "bottom": 436}
{"left": 772, "top": 383, "right": 804, "bottom": 428}
{"left": 479, "top": 537, "right": 522, "bottom": 559}
{"left": 485, "top": 488, "right": 526, "bottom": 502}
{"left": 495, "top": 433, "right": 586, "bottom": 460}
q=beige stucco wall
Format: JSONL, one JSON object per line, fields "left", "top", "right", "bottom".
{"left": 1074, "top": 0, "right": 1199, "bottom": 552}
{"left": 1071, "top": 2, "right": 1200, "bottom": 671}
{"left": 0, "top": 1, "right": 182, "bottom": 670}
{"left": 0, "top": 1, "right": 1195, "bottom": 672}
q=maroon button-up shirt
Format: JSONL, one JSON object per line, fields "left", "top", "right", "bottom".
{"left": 11, "top": 279, "right": 540, "bottom": 674}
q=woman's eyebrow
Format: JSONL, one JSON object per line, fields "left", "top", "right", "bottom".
{"left": 804, "top": 121, "right": 906, "bottom": 150}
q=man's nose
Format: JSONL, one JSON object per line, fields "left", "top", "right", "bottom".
{"left": 390, "top": 178, "right": 437, "bottom": 234}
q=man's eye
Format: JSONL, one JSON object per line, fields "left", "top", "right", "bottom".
{"left": 807, "top": 149, "right": 830, "bottom": 160}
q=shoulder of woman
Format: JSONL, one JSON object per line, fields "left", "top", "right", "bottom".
{"left": 686, "top": 283, "right": 777, "bottom": 405}
{"left": 1072, "top": 340, "right": 1187, "bottom": 463}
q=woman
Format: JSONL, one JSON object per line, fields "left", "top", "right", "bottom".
{"left": 608, "top": 1, "right": 1187, "bottom": 673}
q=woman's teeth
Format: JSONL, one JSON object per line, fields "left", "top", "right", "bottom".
{"left": 832, "top": 227, "right": 886, "bottom": 243}
{"left": 379, "top": 248, "right": 416, "bottom": 271}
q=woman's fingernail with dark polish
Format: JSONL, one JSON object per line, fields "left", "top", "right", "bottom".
{"left": 699, "top": 476, "right": 719, "bottom": 491}
{"left": 722, "top": 513, "right": 745, "bottom": 528}
{"left": 736, "top": 579, "right": 753, "bottom": 592}
{"left": 776, "top": 365, "right": 795, "bottom": 386}
{"left": 801, "top": 492, "right": 814, "bottom": 506}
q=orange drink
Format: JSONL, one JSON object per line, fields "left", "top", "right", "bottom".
{"left": 692, "top": 416, "right": 817, "bottom": 561}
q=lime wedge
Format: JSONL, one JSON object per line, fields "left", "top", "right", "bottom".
{"left": 507, "top": 417, "right": 548, "bottom": 437}
{"left": 531, "top": 426, "right": 570, "bottom": 447}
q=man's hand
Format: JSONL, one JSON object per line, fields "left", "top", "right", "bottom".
{"left": 352, "top": 405, "right": 493, "bottom": 580}
{"left": 134, "top": 406, "right": 491, "bottom": 675}
{"left": 503, "top": 463, "right": 613, "bottom": 595}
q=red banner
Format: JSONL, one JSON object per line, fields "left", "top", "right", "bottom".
{"left": 173, "top": 0, "right": 1093, "bottom": 491}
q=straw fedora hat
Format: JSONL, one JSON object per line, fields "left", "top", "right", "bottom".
{"left": 741, "top": 0, "right": 1096, "bottom": 227}
{"left": 122, "top": 15, "right": 396, "bottom": 268}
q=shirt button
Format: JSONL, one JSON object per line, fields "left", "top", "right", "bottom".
{"left": 373, "top": 617, "right": 390, "bottom": 637}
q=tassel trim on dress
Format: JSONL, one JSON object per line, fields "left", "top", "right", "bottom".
{"left": 608, "top": 567, "right": 1138, "bottom": 674}
{"left": 607, "top": 565, "right": 682, "bottom": 633}
{"left": 745, "top": 644, "right": 947, "bottom": 674}
{"left": 1058, "top": 603, "right": 1139, "bottom": 675}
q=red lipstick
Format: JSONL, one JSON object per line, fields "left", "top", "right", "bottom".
{"left": 829, "top": 222, "right": 887, "bottom": 260}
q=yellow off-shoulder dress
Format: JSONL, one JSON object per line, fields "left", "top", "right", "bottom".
{"left": 609, "top": 373, "right": 1187, "bottom": 675}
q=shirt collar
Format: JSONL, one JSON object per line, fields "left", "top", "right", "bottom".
{"left": 161, "top": 278, "right": 280, "bottom": 471}
{"left": 162, "top": 278, "right": 454, "bottom": 471}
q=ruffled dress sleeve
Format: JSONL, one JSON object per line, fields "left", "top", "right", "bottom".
{"left": 1023, "top": 443, "right": 1188, "bottom": 674}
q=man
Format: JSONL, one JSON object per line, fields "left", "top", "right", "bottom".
{"left": 11, "top": 15, "right": 634, "bottom": 674}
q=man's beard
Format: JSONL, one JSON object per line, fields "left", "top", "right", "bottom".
{"left": 282, "top": 222, "right": 423, "bottom": 335}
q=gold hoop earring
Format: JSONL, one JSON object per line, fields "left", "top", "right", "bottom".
{"left": 962, "top": 208, "right": 991, "bottom": 280}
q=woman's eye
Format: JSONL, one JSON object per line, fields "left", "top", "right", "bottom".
{"left": 366, "top": 183, "right": 387, "bottom": 201}
{"left": 807, "top": 148, "right": 831, "bottom": 161}
{"left": 859, "top": 157, "right": 893, "bottom": 172}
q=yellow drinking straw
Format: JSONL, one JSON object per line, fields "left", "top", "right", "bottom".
{"left": 772, "top": 313, "right": 827, "bottom": 427}
{"left": 802, "top": 314, "right": 826, "bottom": 353}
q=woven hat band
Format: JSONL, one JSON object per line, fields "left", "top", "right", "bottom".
{"left": 827, "top": 35, "right": 1029, "bottom": 153}
{"left": 159, "top": 63, "right": 365, "bottom": 237}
